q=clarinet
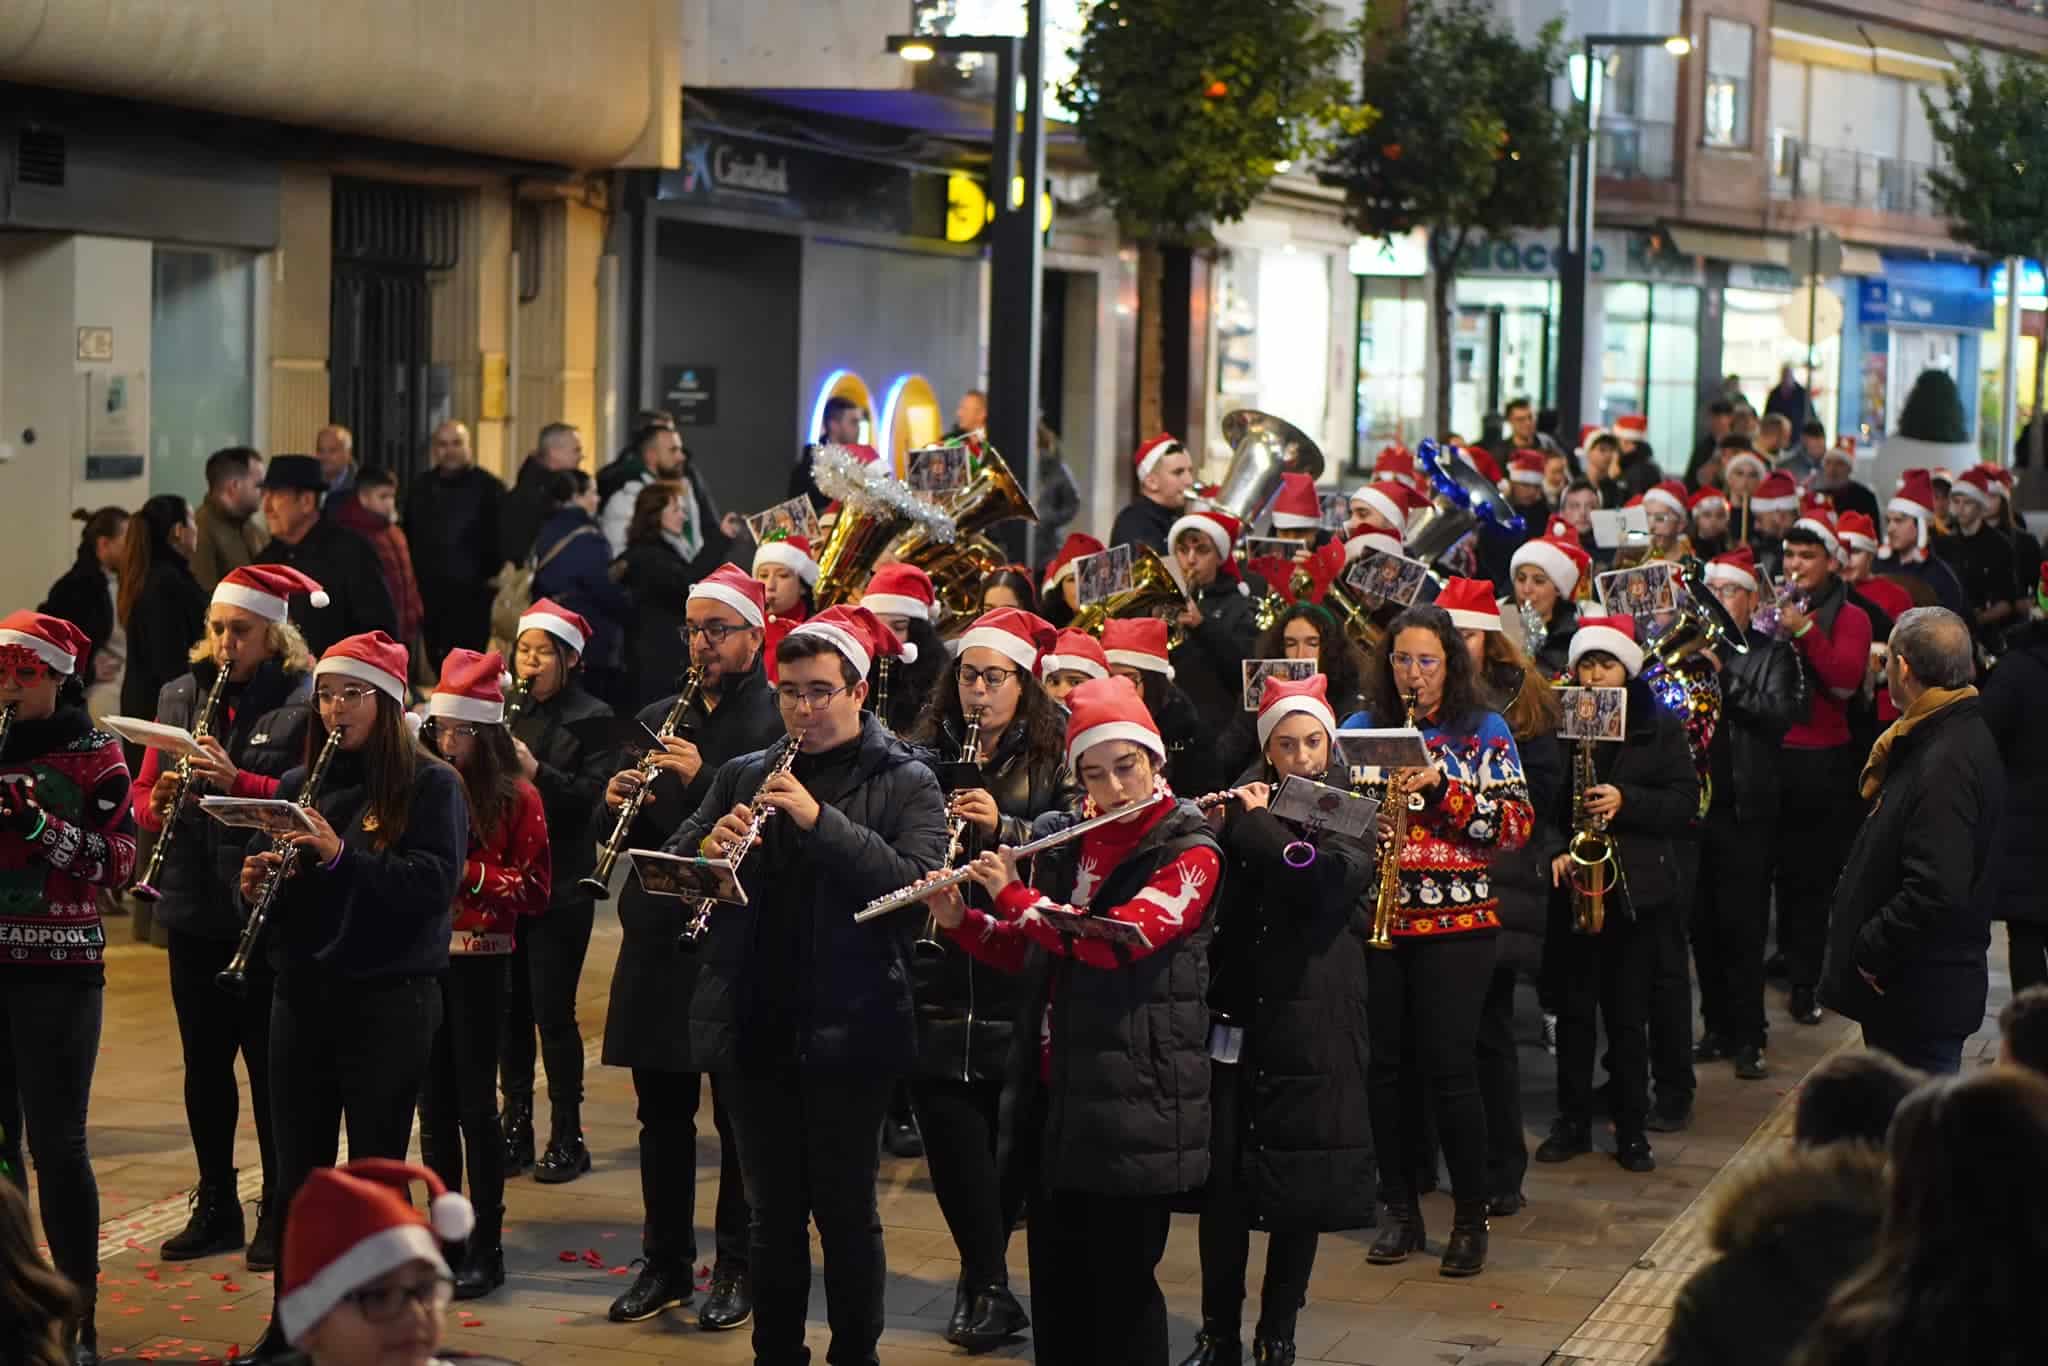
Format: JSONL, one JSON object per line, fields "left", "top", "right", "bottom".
{"left": 216, "top": 722, "right": 346, "bottom": 996}
{"left": 915, "top": 708, "right": 984, "bottom": 961}
{"left": 132, "top": 657, "right": 232, "bottom": 902}
{"left": 582, "top": 667, "right": 702, "bottom": 899}
{"left": 675, "top": 735, "right": 800, "bottom": 951}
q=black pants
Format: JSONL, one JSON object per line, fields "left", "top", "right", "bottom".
{"left": 633, "top": 1066, "right": 749, "bottom": 1273}
{"left": 1030, "top": 1188, "right": 1173, "bottom": 1366}
{"left": 1694, "top": 814, "right": 1775, "bottom": 1049}
{"left": 2008, "top": 923, "right": 2048, "bottom": 995}
{"left": 1556, "top": 911, "right": 1656, "bottom": 1134}
{"left": 728, "top": 1068, "right": 894, "bottom": 1366}
{"left": 1473, "top": 954, "right": 1528, "bottom": 1201}
{"left": 1861, "top": 1020, "right": 1966, "bottom": 1076}
{"left": 1772, "top": 746, "right": 1859, "bottom": 989}
{"left": 419, "top": 957, "right": 507, "bottom": 1242}
{"left": 1365, "top": 933, "right": 1495, "bottom": 1206}
{"left": 502, "top": 898, "right": 594, "bottom": 1110}
{"left": 1648, "top": 844, "right": 1698, "bottom": 1103}
{"left": 1197, "top": 1062, "right": 1318, "bottom": 1343}
{"left": 0, "top": 977, "right": 102, "bottom": 1301}
{"left": 908, "top": 1076, "right": 1025, "bottom": 1291}
{"left": 167, "top": 929, "right": 278, "bottom": 1193}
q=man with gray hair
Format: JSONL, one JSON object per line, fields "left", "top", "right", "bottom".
{"left": 502, "top": 421, "right": 586, "bottom": 566}
{"left": 1820, "top": 606, "right": 2003, "bottom": 1073}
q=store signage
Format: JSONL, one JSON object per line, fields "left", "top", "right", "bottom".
{"left": 660, "top": 127, "right": 953, "bottom": 241}
{"left": 661, "top": 365, "right": 718, "bottom": 427}
{"left": 1456, "top": 230, "right": 1702, "bottom": 284}
{"left": 1856, "top": 280, "right": 1994, "bottom": 331}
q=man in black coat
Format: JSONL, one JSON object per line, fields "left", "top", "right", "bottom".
{"left": 404, "top": 421, "right": 505, "bottom": 665}
{"left": 252, "top": 455, "right": 397, "bottom": 657}
{"left": 1820, "top": 607, "right": 2003, "bottom": 1075}
{"left": 500, "top": 422, "right": 584, "bottom": 567}
{"left": 1981, "top": 614, "right": 2048, "bottom": 994}
{"left": 1109, "top": 433, "right": 1196, "bottom": 554}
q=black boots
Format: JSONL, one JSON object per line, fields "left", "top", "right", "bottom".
{"left": 501, "top": 1093, "right": 536, "bottom": 1176}
{"left": 454, "top": 1205, "right": 506, "bottom": 1301}
{"left": 160, "top": 1175, "right": 245, "bottom": 1261}
{"left": 534, "top": 1104, "right": 590, "bottom": 1184}
{"left": 1535, "top": 1116, "right": 1593, "bottom": 1163}
{"left": 956, "top": 1283, "right": 1029, "bottom": 1352}
{"left": 1366, "top": 1198, "right": 1427, "bottom": 1265}
{"left": 1252, "top": 1337, "right": 1297, "bottom": 1366}
{"left": 1177, "top": 1328, "right": 1242, "bottom": 1366}
{"left": 246, "top": 1190, "right": 280, "bottom": 1272}
{"left": 1440, "top": 1203, "right": 1489, "bottom": 1277}
{"left": 608, "top": 1259, "right": 692, "bottom": 1323}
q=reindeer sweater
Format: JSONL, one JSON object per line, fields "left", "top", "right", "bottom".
{"left": 0, "top": 706, "right": 137, "bottom": 978}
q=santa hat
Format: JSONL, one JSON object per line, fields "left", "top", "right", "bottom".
{"left": 1436, "top": 576, "right": 1501, "bottom": 632}
{"left": 516, "top": 597, "right": 593, "bottom": 656}
{"left": 1750, "top": 471, "right": 1801, "bottom": 513}
{"left": 955, "top": 607, "right": 1056, "bottom": 673}
{"left": 860, "top": 563, "right": 937, "bottom": 623}
{"left": 1458, "top": 445, "right": 1504, "bottom": 486}
{"left": 1703, "top": 545, "right": 1760, "bottom": 594}
{"left": 1952, "top": 465, "right": 1998, "bottom": 507}
{"left": 1642, "top": 479, "right": 1688, "bottom": 519}
{"left": 1344, "top": 527, "right": 1406, "bottom": 563}
{"left": 1888, "top": 468, "right": 1938, "bottom": 548}
{"left": 1372, "top": 443, "right": 1420, "bottom": 490}
{"left": 1723, "top": 448, "right": 1769, "bottom": 481}
{"left": 1256, "top": 672, "right": 1337, "bottom": 749}
{"left": 1100, "top": 617, "right": 1175, "bottom": 680}
{"left": 1688, "top": 485, "right": 1728, "bottom": 514}
{"left": 1168, "top": 507, "right": 1250, "bottom": 594}
{"left": 787, "top": 604, "right": 914, "bottom": 677}
{"left": 1507, "top": 450, "right": 1546, "bottom": 486}
{"left": 212, "top": 564, "right": 329, "bottom": 622}
{"left": 313, "top": 631, "right": 409, "bottom": 704}
{"left": 1039, "top": 629, "right": 1110, "bottom": 683}
{"left": 278, "top": 1158, "right": 473, "bottom": 1344}
{"left": 1064, "top": 675, "right": 1165, "bottom": 770}
{"left": 428, "top": 648, "right": 506, "bottom": 725}
{"left": 1569, "top": 614, "right": 1645, "bottom": 679}
{"left": 1835, "top": 510, "right": 1881, "bottom": 555}
{"left": 1793, "top": 497, "right": 1840, "bottom": 555}
{"left": 1575, "top": 424, "right": 1609, "bottom": 457}
{"left": 1133, "top": 433, "right": 1185, "bottom": 481}
{"left": 1269, "top": 472, "right": 1324, "bottom": 530}
{"left": 1349, "top": 480, "right": 1416, "bottom": 535}
{"left": 1614, "top": 413, "right": 1649, "bottom": 439}
{"left": 0, "top": 610, "right": 91, "bottom": 675}
{"left": 688, "top": 562, "right": 769, "bottom": 629}
{"left": 1042, "top": 532, "right": 1105, "bottom": 592}
{"left": 1508, "top": 518, "right": 1590, "bottom": 598}
{"left": 754, "top": 533, "right": 821, "bottom": 586}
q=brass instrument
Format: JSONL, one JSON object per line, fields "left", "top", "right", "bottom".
{"left": 676, "top": 735, "right": 800, "bottom": 950}
{"left": 811, "top": 445, "right": 957, "bottom": 609}
{"left": 917, "top": 709, "right": 985, "bottom": 961}
{"left": 217, "top": 722, "right": 346, "bottom": 995}
{"left": 1566, "top": 738, "right": 1623, "bottom": 935}
{"left": 1068, "top": 545, "right": 1192, "bottom": 638}
{"left": 1365, "top": 693, "right": 1420, "bottom": 950}
{"left": 582, "top": 668, "right": 703, "bottom": 899}
{"left": 1253, "top": 561, "right": 1386, "bottom": 653}
{"left": 1210, "top": 409, "right": 1327, "bottom": 523}
{"left": 132, "top": 658, "right": 232, "bottom": 902}
{"left": 884, "top": 441, "right": 1039, "bottom": 625}
{"left": 503, "top": 674, "right": 535, "bottom": 723}
{"left": 1645, "top": 558, "right": 1751, "bottom": 670}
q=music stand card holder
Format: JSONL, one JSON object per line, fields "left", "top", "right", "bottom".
{"left": 1271, "top": 775, "right": 1379, "bottom": 842}
{"left": 1241, "top": 658, "right": 1317, "bottom": 711}
{"left": 627, "top": 849, "right": 748, "bottom": 905}
{"left": 1074, "top": 545, "right": 1134, "bottom": 608}
{"left": 1556, "top": 686, "right": 1628, "bottom": 742}
{"left": 1032, "top": 905, "right": 1152, "bottom": 950}
{"left": 199, "top": 797, "right": 320, "bottom": 836}
{"left": 1335, "top": 727, "right": 1432, "bottom": 785}
{"left": 1343, "top": 548, "right": 1429, "bottom": 607}
{"left": 745, "top": 496, "right": 821, "bottom": 547}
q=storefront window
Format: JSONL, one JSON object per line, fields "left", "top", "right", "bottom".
{"left": 1215, "top": 245, "right": 1333, "bottom": 463}
{"left": 1355, "top": 277, "right": 1428, "bottom": 463}
{"left": 1601, "top": 283, "right": 1699, "bottom": 473}
{"left": 1723, "top": 285, "right": 1840, "bottom": 435}
{"left": 151, "top": 246, "right": 255, "bottom": 498}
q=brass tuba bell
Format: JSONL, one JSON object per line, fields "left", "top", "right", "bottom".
{"left": 1068, "top": 544, "right": 1191, "bottom": 639}
{"left": 1209, "top": 409, "right": 1326, "bottom": 524}
{"left": 884, "top": 439, "right": 1038, "bottom": 626}
{"left": 809, "top": 445, "right": 955, "bottom": 609}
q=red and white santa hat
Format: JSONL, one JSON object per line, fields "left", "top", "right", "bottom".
{"left": 688, "top": 562, "right": 769, "bottom": 628}
{"left": 211, "top": 564, "right": 329, "bottom": 622}
{"left": 1038, "top": 628, "right": 1109, "bottom": 683}
{"left": 1349, "top": 479, "right": 1417, "bottom": 535}
{"left": 313, "top": 631, "right": 409, "bottom": 704}
{"left": 787, "top": 604, "right": 914, "bottom": 677}
{"left": 1509, "top": 517, "right": 1591, "bottom": 599}
{"left": 1952, "top": 464, "right": 1998, "bottom": 507}
{"left": 1689, "top": 485, "right": 1728, "bottom": 514}
{"left": 1064, "top": 674, "right": 1165, "bottom": 770}
{"left": 1614, "top": 413, "right": 1649, "bottom": 439}
{"left": 1269, "top": 472, "right": 1324, "bottom": 530}
{"left": 1703, "top": 545, "right": 1760, "bottom": 594}
{"left": 1722, "top": 447, "right": 1769, "bottom": 482}
{"left": 1256, "top": 672, "right": 1337, "bottom": 749}
{"left": 1134, "top": 433, "right": 1186, "bottom": 481}
{"left": 1568, "top": 614, "right": 1644, "bottom": 679}
{"left": 1460, "top": 445, "right": 1504, "bottom": 487}
{"left": 1750, "top": 471, "right": 1801, "bottom": 513}
{"left": 860, "top": 563, "right": 937, "bottom": 623}
{"left": 1373, "top": 443, "right": 1420, "bottom": 490}
{"left": 516, "top": 597, "right": 593, "bottom": 656}
{"left": 1835, "top": 510, "right": 1881, "bottom": 555}
{"left": 1642, "top": 479, "right": 1688, "bottom": 519}
{"left": 1888, "top": 468, "right": 1939, "bottom": 548}
{"left": 1793, "top": 496, "right": 1840, "bottom": 554}
{"left": 0, "top": 610, "right": 91, "bottom": 676}
{"left": 955, "top": 607, "right": 1056, "bottom": 673}
{"left": 1344, "top": 525, "right": 1406, "bottom": 563}
{"left": 1042, "top": 532, "right": 1106, "bottom": 592}
{"left": 278, "top": 1158, "right": 474, "bottom": 1344}
{"left": 1435, "top": 576, "right": 1501, "bottom": 632}
{"left": 1507, "top": 450, "right": 1546, "bottom": 487}
{"left": 1168, "top": 506, "right": 1249, "bottom": 594}
{"left": 1100, "top": 617, "right": 1175, "bottom": 680}
{"left": 428, "top": 648, "right": 506, "bottom": 725}
{"left": 754, "top": 533, "right": 820, "bottom": 586}
{"left": 1575, "top": 424, "right": 1609, "bottom": 457}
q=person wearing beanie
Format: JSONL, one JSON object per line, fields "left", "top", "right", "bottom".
{"left": 134, "top": 566, "right": 322, "bottom": 1274}
{"left": 664, "top": 605, "right": 948, "bottom": 1364}
{"left": 1936, "top": 466, "right": 2022, "bottom": 650}
{"left": 1340, "top": 605, "right": 1536, "bottom": 1278}
{"left": 1184, "top": 674, "right": 1374, "bottom": 1366}
{"left": 418, "top": 650, "right": 550, "bottom": 1301}
{"left": 1111, "top": 434, "right": 1198, "bottom": 554}
{"left": 1536, "top": 615, "right": 1700, "bottom": 1177}
{"left": 1037, "top": 627, "right": 1111, "bottom": 705}
{"left": 861, "top": 563, "right": 948, "bottom": 735}
{"left": 903, "top": 607, "right": 1075, "bottom": 1349}
{"left": 233, "top": 631, "right": 468, "bottom": 1365}
{"left": 919, "top": 675, "right": 1223, "bottom": 1365}
{"left": 0, "top": 610, "right": 138, "bottom": 1365}
{"left": 1100, "top": 617, "right": 1202, "bottom": 790}
{"left": 598, "top": 563, "right": 781, "bottom": 1330}
{"left": 1508, "top": 517, "right": 1592, "bottom": 675}
{"left": 1040, "top": 531, "right": 1106, "bottom": 630}
{"left": 252, "top": 454, "right": 398, "bottom": 658}
{"left": 1167, "top": 508, "right": 1264, "bottom": 782}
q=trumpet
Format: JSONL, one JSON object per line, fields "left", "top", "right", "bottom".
{"left": 1566, "top": 737, "right": 1624, "bottom": 934}
{"left": 917, "top": 709, "right": 985, "bottom": 961}
{"left": 583, "top": 668, "right": 702, "bottom": 900}
{"left": 133, "top": 658, "right": 231, "bottom": 902}
{"left": 217, "top": 722, "right": 346, "bottom": 995}
{"left": 676, "top": 735, "right": 800, "bottom": 951}
{"left": 1365, "top": 693, "right": 1420, "bottom": 951}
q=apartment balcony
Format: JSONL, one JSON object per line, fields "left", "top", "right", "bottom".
{"left": 1597, "top": 118, "right": 1676, "bottom": 181}
{"left": 1771, "top": 131, "right": 1940, "bottom": 217}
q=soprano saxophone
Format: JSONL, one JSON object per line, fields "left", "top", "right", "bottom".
{"left": 1365, "top": 692, "right": 1420, "bottom": 951}
{"left": 217, "top": 721, "right": 346, "bottom": 995}
{"left": 583, "top": 667, "right": 703, "bottom": 899}
{"left": 133, "top": 656, "right": 232, "bottom": 902}
{"left": 675, "top": 735, "right": 800, "bottom": 950}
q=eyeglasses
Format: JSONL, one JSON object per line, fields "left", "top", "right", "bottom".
{"left": 957, "top": 664, "right": 1021, "bottom": 690}
{"left": 683, "top": 622, "right": 750, "bottom": 644}
{"left": 431, "top": 721, "right": 481, "bottom": 739}
{"left": 342, "top": 1274, "right": 453, "bottom": 1323}
{"left": 1390, "top": 652, "right": 1445, "bottom": 675}
{"left": 775, "top": 682, "right": 853, "bottom": 712}
{"left": 315, "top": 685, "right": 377, "bottom": 707}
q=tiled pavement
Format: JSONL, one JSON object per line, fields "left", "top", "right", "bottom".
{"left": 43, "top": 907, "right": 2007, "bottom": 1365}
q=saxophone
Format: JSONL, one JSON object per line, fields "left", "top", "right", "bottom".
{"left": 675, "top": 735, "right": 800, "bottom": 950}
{"left": 132, "top": 656, "right": 232, "bottom": 902}
{"left": 1365, "top": 692, "right": 1420, "bottom": 950}
{"left": 217, "top": 721, "right": 346, "bottom": 995}
{"left": 582, "top": 667, "right": 703, "bottom": 899}
{"left": 1566, "top": 737, "right": 1622, "bottom": 934}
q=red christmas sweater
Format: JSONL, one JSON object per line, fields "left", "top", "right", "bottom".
{"left": 449, "top": 779, "right": 551, "bottom": 956}
{"left": 0, "top": 709, "right": 138, "bottom": 972}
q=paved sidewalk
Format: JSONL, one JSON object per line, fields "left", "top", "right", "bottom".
{"left": 34, "top": 905, "right": 1992, "bottom": 1365}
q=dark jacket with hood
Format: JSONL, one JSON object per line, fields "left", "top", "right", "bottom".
{"left": 1982, "top": 620, "right": 2048, "bottom": 928}
{"left": 617, "top": 530, "right": 731, "bottom": 707}
{"left": 1552, "top": 677, "right": 1699, "bottom": 914}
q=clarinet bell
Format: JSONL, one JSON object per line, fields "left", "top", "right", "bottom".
{"left": 577, "top": 874, "right": 613, "bottom": 901}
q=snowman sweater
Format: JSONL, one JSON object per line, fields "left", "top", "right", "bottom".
{"left": 1338, "top": 706, "right": 1532, "bottom": 938}
{"left": 0, "top": 707, "right": 137, "bottom": 977}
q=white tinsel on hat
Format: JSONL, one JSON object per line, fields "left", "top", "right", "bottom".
{"left": 812, "top": 444, "right": 956, "bottom": 542}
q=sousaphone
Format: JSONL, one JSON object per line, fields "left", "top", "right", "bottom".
{"left": 1208, "top": 409, "right": 1327, "bottom": 524}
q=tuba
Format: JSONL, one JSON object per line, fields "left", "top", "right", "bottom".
{"left": 885, "top": 440, "right": 1038, "bottom": 626}
{"left": 1402, "top": 438, "right": 1528, "bottom": 570}
{"left": 1644, "top": 557, "right": 1750, "bottom": 670}
{"left": 1067, "top": 544, "right": 1191, "bottom": 638}
{"left": 1209, "top": 409, "right": 1326, "bottom": 523}
{"left": 810, "top": 444, "right": 956, "bottom": 609}
{"left": 1567, "top": 737, "right": 1623, "bottom": 934}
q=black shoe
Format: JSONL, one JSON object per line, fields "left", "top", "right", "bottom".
{"left": 1365, "top": 1203, "right": 1426, "bottom": 1265}
{"left": 246, "top": 1191, "right": 280, "bottom": 1272}
{"left": 1646, "top": 1094, "right": 1693, "bottom": 1133}
{"left": 160, "top": 1177, "right": 246, "bottom": 1261}
{"left": 1486, "top": 1190, "right": 1525, "bottom": 1217}
{"left": 1439, "top": 1206, "right": 1488, "bottom": 1278}
{"left": 1535, "top": 1117, "right": 1592, "bottom": 1163}
{"left": 957, "top": 1284, "right": 1030, "bottom": 1353}
{"left": 501, "top": 1094, "right": 535, "bottom": 1176}
{"left": 882, "top": 1114, "right": 924, "bottom": 1159}
{"left": 1252, "top": 1336, "right": 1296, "bottom": 1366}
{"left": 1734, "top": 1046, "right": 1770, "bottom": 1080}
{"left": 1178, "top": 1329, "right": 1242, "bottom": 1366}
{"left": 945, "top": 1276, "right": 973, "bottom": 1344}
{"left": 240, "top": 1323, "right": 296, "bottom": 1363}
{"left": 534, "top": 1105, "right": 591, "bottom": 1184}
{"left": 454, "top": 1243, "right": 505, "bottom": 1301}
{"left": 1616, "top": 1133, "right": 1657, "bottom": 1172}
{"left": 1765, "top": 951, "right": 1788, "bottom": 979}
{"left": 1790, "top": 986, "right": 1824, "bottom": 1026}
{"left": 697, "top": 1266, "right": 751, "bottom": 1331}
{"left": 608, "top": 1259, "right": 692, "bottom": 1323}
{"left": 1692, "top": 1031, "right": 1730, "bottom": 1062}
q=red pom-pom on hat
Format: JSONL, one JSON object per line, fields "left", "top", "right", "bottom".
{"left": 860, "top": 563, "right": 938, "bottom": 622}
{"left": 214, "top": 564, "right": 329, "bottom": 621}
{"left": 787, "top": 604, "right": 914, "bottom": 676}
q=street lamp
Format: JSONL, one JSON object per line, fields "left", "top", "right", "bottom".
{"left": 1555, "top": 32, "right": 1689, "bottom": 446}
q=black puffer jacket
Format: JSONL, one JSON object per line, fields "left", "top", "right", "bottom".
{"left": 1982, "top": 623, "right": 2048, "bottom": 928}
{"left": 151, "top": 661, "right": 313, "bottom": 940}
{"left": 509, "top": 681, "right": 614, "bottom": 898}
{"left": 1710, "top": 627, "right": 1805, "bottom": 824}
{"left": 1552, "top": 678, "right": 1699, "bottom": 914}
{"left": 1170, "top": 577, "right": 1264, "bottom": 742}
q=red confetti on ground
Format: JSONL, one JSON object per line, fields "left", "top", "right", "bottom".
{"left": 223, "top": 1283, "right": 242, "bottom": 1293}
{"left": 557, "top": 1250, "right": 579, "bottom": 1262}
{"left": 556, "top": 1317, "right": 573, "bottom": 1325}
{"left": 180, "top": 1317, "right": 196, "bottom": 1324}
{"left": 582, "top": 1249, "right": 604, "bottom": 1266}
{"left": 228, "top": 1347, "right": 240, "bottom": 1359}
{"left": 145, "top": 1271, "right": 161, "bottom": 1281}
{"left": 1491, "top": 1301, "right": 1504, "bottom": 1310}
{"left": 608, "top": 1265, "right": 629, "bottom": 1275}
{"left": 176, "top": 1281, "right": 193, "bottom": 1288}
{"left": 461, "top": 1319, "right": 483, "bottom": 1329}
{"left": 124, "top": 1239, "right": 144, "bottom": 1250}
{"left": 210, "top": 1273, "right": 228, "bottom": 1281}
{"left": 123, "top": 1308, "right": 143, "bottom": 1316}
